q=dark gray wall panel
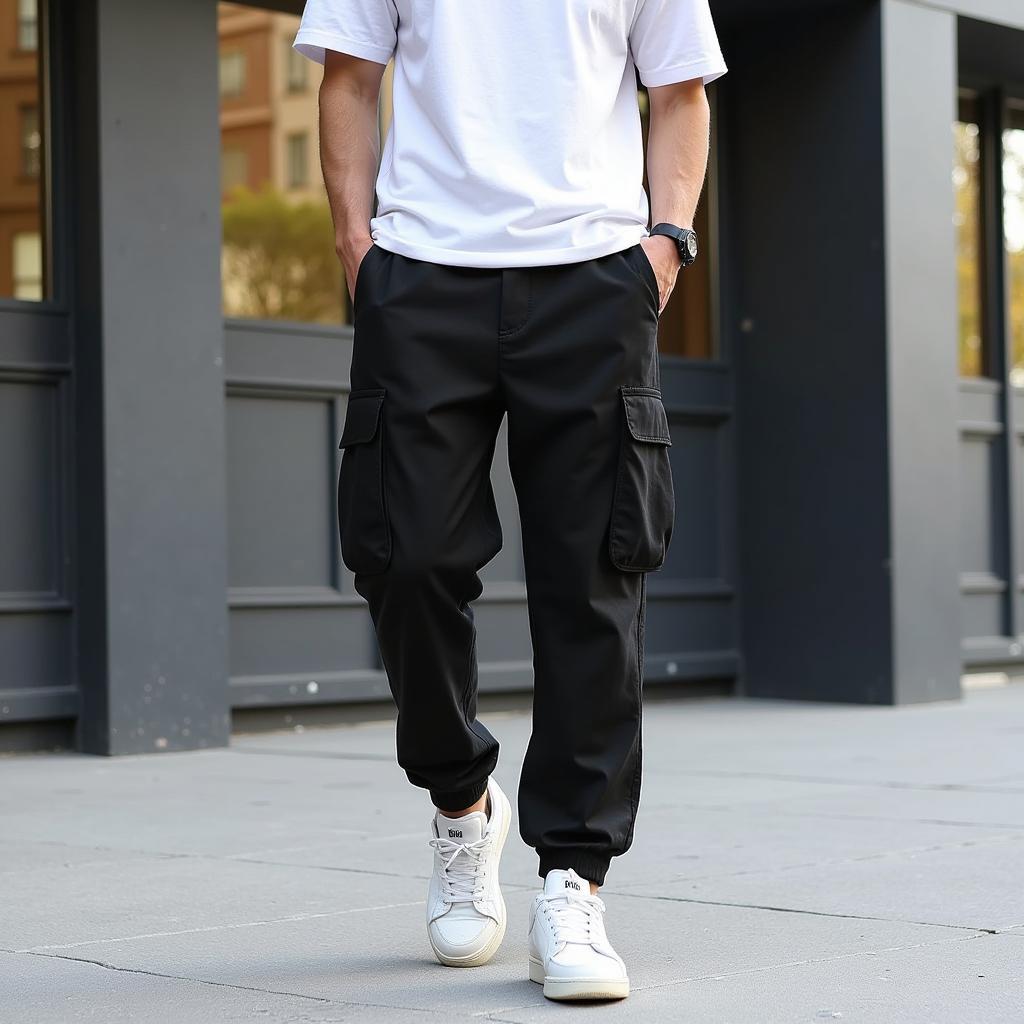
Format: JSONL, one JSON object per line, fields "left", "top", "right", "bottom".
{"left": 961, "top": 589, "right": 1005, "bottom": 643}
{"left": 0, "top": 380, "right": 64, "bottom": 595}
{"left": 225, "top": 320, "right": 351, "bottom": 392}
{"left": 958, "top": 435, "right": 1006, "bottom": 580}
{"left": 664, "top": 418, "right": 728, "bottom": 581}
{"left": 0, "top": 615, "right": 72, "bottom": 690}
{"left": 227, "top": 394, "right": 334, "bottom": 589}
{"left": 645, "top": 590, "right": 735, "bottom": 656}
{"left": 230, "top": 605, "right": 379, "bottom": 681}
{"left": 0, "top": 309, "right": 70, "bottom": 368}
{"left": 0, "top": 373, "right": 73, "bottom": 726}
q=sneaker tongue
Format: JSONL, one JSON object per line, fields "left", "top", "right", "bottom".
{"left": 544, "top": 868, "right": 589, "bottom": 897}
{"left": 435, "top": 810, "right": 486, "bottom": 845}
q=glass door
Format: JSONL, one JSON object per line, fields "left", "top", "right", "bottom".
{"left": 0, "top": 0, "right": 78, "bottom": 733}
{"left": 956, "top": 85, "right": 1024, "bottom": 670}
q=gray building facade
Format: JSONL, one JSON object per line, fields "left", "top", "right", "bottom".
{"left": 1, "top": 0, "right": 1023, "bottom": 754}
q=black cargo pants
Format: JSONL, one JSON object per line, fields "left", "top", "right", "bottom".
{"left": 338, "top": 241, "right": 675, "bottom": 886}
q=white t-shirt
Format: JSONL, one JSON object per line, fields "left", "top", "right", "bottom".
{"left": 294, "top": 0, "right": 727, "bottom": 268}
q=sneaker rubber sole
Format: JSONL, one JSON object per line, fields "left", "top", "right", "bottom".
{"left": 529, "top": 956, "right": 629, "bottom": 1001}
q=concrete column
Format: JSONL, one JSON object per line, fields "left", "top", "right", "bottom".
{"left": 74, "top": 0, "right": 230, "bottom": 753}
{"left": 881, "top": 0, "right": 962, "bottom": 702}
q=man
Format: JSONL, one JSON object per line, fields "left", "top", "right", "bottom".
{"left": 294, "top": 0, "right": 726, "bottom": 1002}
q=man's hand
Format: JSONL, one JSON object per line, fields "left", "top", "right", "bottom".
{"left": 637, "top": 234, "right": 683, "bottom": 315}
{"left": 342, "top": 235, "right": 376, "bottom": 303}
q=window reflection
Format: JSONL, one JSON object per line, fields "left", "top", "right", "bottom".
{"left": 0, "top": 0, "right": 46, "bottom": 302}
{"left": 954, "top": 93, "right": 986, "bottom": 379}
{"left": 286, "top": 131, "right": 308, "bottom": 190}
{"left": 219, "top": 51, "right": 247, "bottom": 99}
{"left": 219, "top": 2, "right": 344, "bottom": 324}
{"left": 17, "top": 0, "right": 35, "bottom": 51}
{"left": 1005, "top": 104, "right": 1024, "bottom": 388}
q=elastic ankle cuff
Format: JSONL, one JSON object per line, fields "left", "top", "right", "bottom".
{"left": 538, "top": 851, "right": 611, "bottom": 888}
{"left": 430, "top": 777, "right": 489, "bottom": 813}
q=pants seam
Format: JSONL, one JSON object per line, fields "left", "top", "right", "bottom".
{"left": 497, "top": 271, "right": 533, "bottom": 337}
{"left": 622, "top": 573, "right": 645, "bottom": 853}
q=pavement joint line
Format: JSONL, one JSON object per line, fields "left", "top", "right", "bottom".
{"left": 482, "top": 1015, "right": 546, "bottom": 1022}
{"left": 610, "top": 831, "right": 1023, "bottom": 889}
{"left": 15, "top": 900, "right": 427, "bottom": 953}
{"left": 636, "top": 799, "right": 1024, "bottom": 830}
{"left": 223, "top": 837, "right": 369, "bottom": 858}
{"left": 772, "top": 809, "right": 1024, "bottom": 831}
{"left": 230, "top": 747, "right": 396, "bottom": 762}
{"left": 0, "top": 835, "right": 545, "bottom": 891}
{"left": 3, "top": 948, "right": 457, "bottom": 1017}
{"left": 649, "top": 767, "right": 1024, "bottom": 795}
{"left": 216, "top": 855, "right": 540, "bottom": 892}
{"left": 601, "top": 890, "right": 1000, "bottom": 933}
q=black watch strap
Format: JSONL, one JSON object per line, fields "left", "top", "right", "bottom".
{"left": 650, "top": 223, "right": 698, "bottom": 267}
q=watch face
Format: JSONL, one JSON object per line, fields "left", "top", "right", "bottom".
{"left": 685, "top": 233, "right": 698, "bottom": 259}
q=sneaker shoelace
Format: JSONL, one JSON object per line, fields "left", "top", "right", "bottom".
{"left": 428, "top": 833, "right": 491, "bottom": 904}
{"left": 538, "top": 891, "right": 607, "bottom": 946}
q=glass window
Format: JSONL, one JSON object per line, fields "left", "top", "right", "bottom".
{"left": 221, "top": 147, "right": 249, "bottom": 194}
{"left": 17, "top": 0, "right": 36, "bottom": 50}
{"left": 219, "top": 4, "right": 342, "bottom": 324}
{"left": 21, "top": 104, "right": 40, "bottom": 177}
{"left": 1006, "top": 103, "right": 1024, "bottom": 389}
{"left": 1, "top": 0, "right": 47, "bottom": 301}
{"left": 286, "top": 132, "right": 308, "bottom": 189}
{"left": 286, "top": 40, "right": 308, "bottom": 93}
{"left": 954, "top": 93, "right": 987, "bottom": 379}
{"left": 219, "top": 51, "right": 247, "bottom": 98}
{"left": 637, "top": 80, "right": 719, "bottom": 361}
{"left": 12, "top": 231, "right": 41, "bottom": 299}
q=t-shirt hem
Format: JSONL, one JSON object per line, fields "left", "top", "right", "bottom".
{"left": 293, "top": 28, "right": 394, "bottom": 67}
{"left": 369, "top": 228, "right": 650, "bottom": 268}
{"left": 638, "top": 58, "right": 728, "bottom": 88}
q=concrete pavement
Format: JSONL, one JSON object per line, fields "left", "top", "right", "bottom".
{"left": 2, "top": 685, "right": 1023, "bottom": 1022}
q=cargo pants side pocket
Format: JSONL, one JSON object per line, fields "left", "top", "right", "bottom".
{"left": 608, "top": 386, "right": 676, "bottom": 573}
{"left": 338, "top": 388, "right": 391, "bottom": 575}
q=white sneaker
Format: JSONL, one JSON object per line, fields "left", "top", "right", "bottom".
{"left": 426, "top": 776, "right": 511, "bottom": 967}
{"left": 528, "top": 868, "right": 630, "bottom": 1001}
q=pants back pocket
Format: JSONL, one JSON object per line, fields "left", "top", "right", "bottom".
{"left": 608, "top": 386, "right": 675, "bottom": 572}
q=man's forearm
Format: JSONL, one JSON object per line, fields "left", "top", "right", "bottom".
{"left": 645, "top": 81, "right": 711, "bottom": 232}
{"left": 319, "top": 53, "right": 385, "bottom": 255}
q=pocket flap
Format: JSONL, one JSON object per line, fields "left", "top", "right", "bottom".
{"left": 339, "top": 389, "right": 385, "bottom": 449}
{"left": 620, "top": 387, "right": 672, "bottom": 445}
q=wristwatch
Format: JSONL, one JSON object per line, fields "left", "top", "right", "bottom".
{"left": 650, "top": 223, "right": 698, "bottom": 268}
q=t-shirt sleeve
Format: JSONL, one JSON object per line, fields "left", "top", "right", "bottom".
{"left": 629, "top": 0, "right": 728, "bottom": 88}
{"left": 293, "top": 0, "right": 398, "bottom": 67}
